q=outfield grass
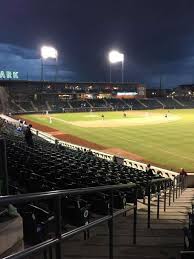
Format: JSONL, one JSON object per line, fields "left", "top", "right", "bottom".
{"left": 22, "top": 109, "right": 194, "bottom": 171}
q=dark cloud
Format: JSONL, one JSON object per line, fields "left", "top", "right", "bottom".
{"left": 1, "top": 0, "right": 194, "bottom": 87}
{"left": 0, "top": 44, "right": 75, "bottom": 81}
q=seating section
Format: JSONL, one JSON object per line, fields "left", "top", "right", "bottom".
{"left": 3, "top": 91, "right": 194, "bottom": 114}
{"left": 175, "top": 97, "right": 194, "bottom": 108}
{"left": 4, "top": 130, "right": 162, "bottom": 194}
{"left": 0, "top": 121, "right": 166, "bottom": 244}
{"left": 8, "top": 100, "right": 23, "bottom": 113}
{"left": 88, "top": 99, "right": 107, "bottom": 108}
{"left": 123, "top": 98, "right": 144, "bottom": 110}
{"left": 156, "top": 97, "right": 182, "bottom": 109}
{"left": 32, "top": 100, "right": 47, "bottom": 112}
{"left": 49, "top": 100, "right": 71, "bottom": 111}
{"left": 70, "top": 100, "right": 91, "bottom": 108}
{"left": 139, "top": 99, "right": 162, "bottom": 109}
{"left": 15, "top": 101, "right": 34, "bottom": 112}
{"left": 105, "top": 98, "right": 128, "bottom": 110}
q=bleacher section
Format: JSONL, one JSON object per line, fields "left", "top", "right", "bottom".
{"left": 105, "top": 98, "right": 128, "bottom": 110}
{"left": 89, "top": 99, "right": 107, "bottom": 108}
{"left": 8, "top": 100, "right": 23, "bottom": 113}
{"left": 70, "top": 100, "right": 91, "bottom": 108}
{"left": 49, "top": 99, "right": 71, "bottom": 111}
{"left": 156, "top": 97, "right": 182, "bottom": 109}
{"left": 32, "top": 100, "right": 47, "bottom": 112}
{"left": 175, "top": 97, "right": 194, "bottom": 108}
{"left": 0, "top": 119, "right": 189, "bottom": 259}
{"left": 16, "top": 101, "right": 34, "bottom": 112}
{"left": 122, "top": 98, "right": 144, "bottom": 110}
{"left": 3, "top": 124, "right": 163, "bottom": 195}
{"left": 3, "top": 93, "right": 194, "bottom": 114}
{"left": 139, "top": 98, "right": 162, "bottom": 109}
{"left": 0, "top": 122, "right": 164, "bottom": 237}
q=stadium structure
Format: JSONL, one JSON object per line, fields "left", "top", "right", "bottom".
{"left": 0, "top": 79, "right": 194, "bottom": 259}
{"left": 1, "top": 80, "right": 194, "bottom": 114}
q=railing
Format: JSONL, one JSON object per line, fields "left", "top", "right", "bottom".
{"left": 145, "top": 175, "right": 186, "bottom": 229}
{"left": 123, "top": 159, "right": 179, "bottom": 179}
{"left": 0, "top": 183, "right": 137, "bottom": 259}
{"left": 0, "top": 176, "right": 186, "bottom": 258}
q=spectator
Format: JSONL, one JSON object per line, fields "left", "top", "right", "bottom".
{"left": 156, "top": 170, "right": 162, "bottom": 176}
{"left": 146, "top": 164, "right": 154, "bottom": 176}
{"left": 24, "top": 124, "right": 34, "bottom": 147}
{"left": 180, "top": 168, "right": 187, "bottom": 176}
{"left": 16, "top": 126, "right": 22, "bottom": 132}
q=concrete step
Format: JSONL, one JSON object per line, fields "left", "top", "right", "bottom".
{"left": 63, "top": 241, "right": 183, "bottom": 258}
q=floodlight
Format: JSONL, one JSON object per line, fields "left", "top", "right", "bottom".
{"left": 108, "top": 50, "right": 124, "bottom": 82}
{"left": 109, "top": 50, "right": 124, "bottom": 63}
{"left": 41, "top": 46, "right": 58, "bottom": 59}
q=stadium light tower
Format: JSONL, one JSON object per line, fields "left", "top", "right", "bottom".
{"left": 108, "top": 50, "right": 124, "bottom": 83}
{"left": 41, "top": 46, "right": 58, "bottom": 82}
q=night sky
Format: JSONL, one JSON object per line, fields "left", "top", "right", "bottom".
{"left": 1, "top": 0, "right": 194, "bottom": 87}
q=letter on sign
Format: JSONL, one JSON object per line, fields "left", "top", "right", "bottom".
{"left": 0, "top": 71, "right": 5, "bottom": 79}
{"left": 12, "top": 72, "right": 19, "bottom": 79}
{"left": 6, "top": 71, "right": 12, "bottom": 79}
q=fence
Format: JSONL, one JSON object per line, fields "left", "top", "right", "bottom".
{"left": 0, "top": 173, "right": 187, "bottom": 259}
{"left": 146, "top": 175, "right": 186, "bottom": 229}
{"left": 0, "top": 183, "right": 137, "bottom": 259}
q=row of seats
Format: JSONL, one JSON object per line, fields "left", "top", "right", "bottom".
{"left": 3, "top": 96, "right": 194, "bottom": 114}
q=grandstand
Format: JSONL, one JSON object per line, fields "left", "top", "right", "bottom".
{"left": 1, "top": 80, "right": 194, "bottom": 258}
{"left": 1, "top": 80, "right": 194, "bottom": 114}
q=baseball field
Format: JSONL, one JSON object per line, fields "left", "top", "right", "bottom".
{"left": 21, "top": 109, "right": 194, "bottom": 172}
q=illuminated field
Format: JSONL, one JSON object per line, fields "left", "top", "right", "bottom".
{"left": 21, "top": 109, "right": 194, "bottom": 171}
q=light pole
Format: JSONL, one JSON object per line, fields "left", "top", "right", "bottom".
{"left": 41, "top": 46, "right": 58, "bottom": 83}
{"left": 121, "top": 58, "right": 124, "bottom": 83}
{"left": 108, "top": 50, "right": 124, "bottom": 83}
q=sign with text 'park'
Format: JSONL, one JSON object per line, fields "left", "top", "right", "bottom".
{"left": 0, "top": 71, "right": 19, "bottom": 80}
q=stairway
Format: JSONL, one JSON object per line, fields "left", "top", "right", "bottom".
{"left": 67, "top": 100, "right": 73, "bottom": 108}
{"left": 156, "top": 98, "right": 166, "bottom": 108}
{"left": 45, "top": 101, "right": 52, "bottom": 111}
{"left": 120, "top": 98, "right": 131, "bottom": 108}
{"left": 30, "top": 101, "right": 38, "bottom": 112}
{"left": 62, "top": 188, "right": 194, "bottom": 259}
{"left": 104, "top": 99, "right": 113, "bottom": 108}
{"left": 174, "top": 98, "right": 185, "bottom": 107}
{"left": 85, "top": 99, "right": 93, "bottom": 108}
{"left": 11, "top": 100, "right": 26, "bottom": 112}
{"left": 136, "top": 99, "right": 148, "bottom": 108}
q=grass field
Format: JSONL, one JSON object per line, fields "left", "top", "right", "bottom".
{"left": 22, "top": 109, "right": 194, "bottom": 171}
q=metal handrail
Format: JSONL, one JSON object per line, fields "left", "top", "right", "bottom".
{"left": 146, "top": 175, "right": 186, "bottom": 228}
{"left": 1, "top": 183, "right": 137, "bottom": 259}
{"left": 150, "top": 177, "right": 171, "bottom": 184}
{"left": 181, "top": 251, "right": 194, "bottom": 254}
{"left": 0, "top": 183, "right": 136, "bottom": 205}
